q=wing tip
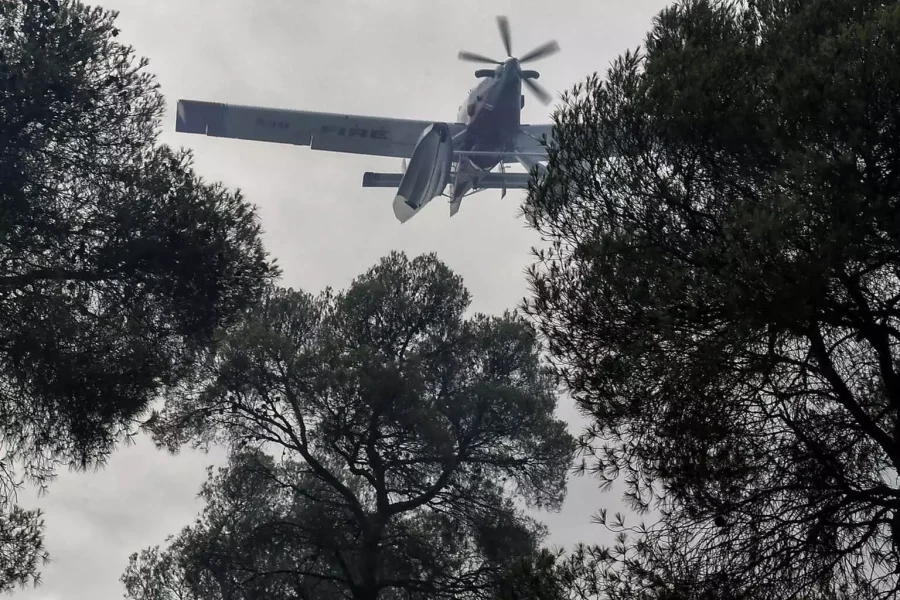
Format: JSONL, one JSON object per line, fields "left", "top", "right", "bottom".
{"left": 174, "top": 99, "right": 226, "bottom": 135}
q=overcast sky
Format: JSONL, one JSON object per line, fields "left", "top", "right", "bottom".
{"left": 16, "top": 1, "right": 671, "bottom": 598}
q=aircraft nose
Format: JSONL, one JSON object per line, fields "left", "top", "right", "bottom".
{"left": 502, "top": 60, "right": 520, "bottom": 81}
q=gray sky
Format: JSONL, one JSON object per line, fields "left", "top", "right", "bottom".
{"left": 15, "top": 1, "right": 671, "bottom": 598}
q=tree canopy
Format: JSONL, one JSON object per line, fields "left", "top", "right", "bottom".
{"left": 0, "top": 0, "right": 276, "bottom": 590}
{"left": 523, "top": 0, "right": 900, "bottom": 597}
{"left": 123, "top": 252, "right": 575, "bottom": 600}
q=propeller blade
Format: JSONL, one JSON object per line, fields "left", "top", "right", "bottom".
{"left": 519, "top": 40, "right": 560, "bottom": 63}
{"left": 524, "top": 77, "right": 553, "bottom": 105}
{"left": 497, "top": 16, "right": 512, "bottom": 56}
{"left": 500, "top": 160, "right": 507, "bottom": 198}
{"left": 458, "top": 50, "right": 501, "bottom": 64}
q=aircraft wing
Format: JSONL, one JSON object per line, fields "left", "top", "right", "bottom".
{"left": 363, "top": 171, "right": 533, "bottom": 189}
{"left": 494, "top": 125, "right": 555, "bottom": 164}
{"left": 175, "top": 99, "right": 466, "bottom": 159}
{"left": 515, "top": 124, "right": 555, "bottom": 152}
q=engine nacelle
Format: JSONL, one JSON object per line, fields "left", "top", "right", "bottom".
{"left": 393, "top": 123, "right": 453, "bottom": 223}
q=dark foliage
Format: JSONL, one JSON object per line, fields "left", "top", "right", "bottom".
{"left": 0, "top": 0, "right": 277, "bottom": 589}
{"left": 522, "top": 0, "right": 900, "bottom": 597}
{"left": 123, "top": 252, "right": 575, "bottom": 600}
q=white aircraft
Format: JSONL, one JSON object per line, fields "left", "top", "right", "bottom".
{"left": 174, "top": 16, "right": 557, "bottom": 223}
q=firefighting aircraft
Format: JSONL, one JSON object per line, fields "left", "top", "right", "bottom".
{"left": 174, "top": 16, "right": 558, "bottom": 223}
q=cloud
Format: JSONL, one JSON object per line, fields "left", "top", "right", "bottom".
{"left": 14, "top": 1, "right": 670, "bottom": 598}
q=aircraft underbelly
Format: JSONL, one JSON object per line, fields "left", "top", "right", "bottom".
{"left": 461, "top": 121, "right": 515, "bottom": 169}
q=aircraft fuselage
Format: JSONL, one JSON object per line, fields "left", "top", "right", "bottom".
{"left": 455, "top": 57, "right": 523, "bottom": 171}
{"left": 447, "top": 57, "right": 529, "bottom": 207}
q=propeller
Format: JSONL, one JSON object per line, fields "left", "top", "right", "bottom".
{"left": 458, "top": 51, "right": 502, "bottom": 65}
{"left": 523, "top": 77, "right": 552, "bottom": 105}
{"left": 518, "top": 39, "right": 560, "bottom": 63}
{"left": 498, "top": 15, "right": 513, "bottom": 57}
{"left": 458, "top": 16, "right": 559, "bottom": 105}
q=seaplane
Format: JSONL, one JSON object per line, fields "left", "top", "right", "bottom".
{"left": 174, "top": 16, "right": 558, "bottom": 223}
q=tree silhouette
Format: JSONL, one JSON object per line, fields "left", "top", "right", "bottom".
{"left": 0, "top": 0, "right": 276, "bottom": 589}
{"left": 522, "top": 0, "right": 900, "bottom": 597}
